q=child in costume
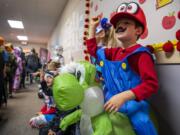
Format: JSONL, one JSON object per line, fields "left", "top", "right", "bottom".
{"left": 4, "top": 43, "right": 17, "bottom": 98}
{"left": 86, "top": 1, "right": 159, "bottom": 135}
{"left": 29, "top": 62, "right": 58, "bottom": 128}
{"left": 13, "top": 47, "right": 23, "bottom": 91}
{"left": 51, "top": 61, "right": 135, "bottom": 135}
{"left": 91, "top": 18, "right": 117, "bottom": 82}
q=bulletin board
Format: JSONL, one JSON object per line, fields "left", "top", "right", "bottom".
{"left": 60, "top": 0, "right": 86, "bottom": 63}
{"left": 48, "top": 0, "right": 87, "bottom": 64}
{"left": 39, "top": 48, "right": 48, "bottom": 64}
{"left": 88, "top": 0, "right": 180, "bottom": 64}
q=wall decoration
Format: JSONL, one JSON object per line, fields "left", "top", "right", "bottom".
{"left": 162, "top": 41, "right": 174, "bottom": 52}
{"left": 47, "top": 51, "right": 51, "bottom": 61}
{"left": 86, "top": 3, "right": 90, "bottom": 8}
{"left": 156, "top": 0, "right": 173, "bottom": 9}
{"left": 83, "top": 0, "right": 91, "bottom": 61}
{"left": 146, "top": 45, "right": 154, "bottom": 53}
{"left": 178, "top": 11, "right": 180, "bottom": 19}
{"left": 85, "top": 55, "right": 90, "bottom": 61}
{"left": 139, "top": 0, "right": 146, "bottom": 4}
{"left": 146, "top": 40, "right": 180, "bottom": 64}
{"left": 176, "top": 41, "right": 180, "bottom": 51}
{"left": 90, "top": 1, "right": 93, "bottom": 8}
{"left": 162, "top": 12, "right": 176, "bottom": 30}
{"left": 176, "top": 29, "right": 180, "bottom": 40}
{"left": 94, "top": 4, "right": 98, "bottom": 12}
{"left": 39, "top": 48, "right": 48, "bottom": 64}
{"left": 84, "top": 50, "right": 88, "bottom": 54}
{"left": 85, "top": 10, "right": 90, "bottom": 14}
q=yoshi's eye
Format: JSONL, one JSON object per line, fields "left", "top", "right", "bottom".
{"left": 75, "top": 64, "right": 85, "bottom": 85}
{"left": 76, "top": 70, "right": 81, "bottom": 81}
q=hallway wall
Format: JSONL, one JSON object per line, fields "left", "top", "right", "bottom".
{"left": 150, "top": 65, "right": 180, "bottom": 135}
{"left": 48, "top": 0, "right": 86, "bottom": 64}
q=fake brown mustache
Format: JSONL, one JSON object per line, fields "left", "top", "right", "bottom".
{"left": 115, "top": 26, "right": 127, "bottom": 33}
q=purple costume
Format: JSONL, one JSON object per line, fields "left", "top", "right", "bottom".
{"left": 13, "top": 47, "right": 23, "bottom": 91}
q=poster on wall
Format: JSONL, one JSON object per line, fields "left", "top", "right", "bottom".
{"left": 89, "top": 0, "right": 179, "bottom": 64}
{"left": 39, "top": 48, "right": 48, "bottom": 65}
{"left": 156, "top": 0, "right": 173, "bottom": 9}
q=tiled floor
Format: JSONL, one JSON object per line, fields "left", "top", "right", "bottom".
{"left": 0, "top": 84, "right": 42, "bottom": 135}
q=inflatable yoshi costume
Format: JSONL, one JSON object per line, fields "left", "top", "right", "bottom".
{"left": 53, "top": 61, "right": 135, "bottom": 135}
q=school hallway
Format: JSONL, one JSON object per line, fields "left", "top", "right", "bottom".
{"left": 0, "top": 84, "right": 41, "bottom": 135}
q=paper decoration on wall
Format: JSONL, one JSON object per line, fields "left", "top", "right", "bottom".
{"left": 94, "top": 4, "right": 98, "bottom": 12}
{"left": 90, "top": 1, "right": 93, "bottom": 8}
{"left": 85, "top": 55, "right": 90, "bottom": 61}
{"left": 162, "top": 12, "right": 176, "bottom": 30}
{"left": 140, "top": 28, "right": 148, "bottom": 39}
{"left": 84, "top": 50, "right": 88, "bottom": 54}
{"left": 178, "top": 11, "right": 180, "bottom": 19}
{"left": 139, "top": 0, "right": 146, "bottom": 4}
{"left": 162, "top": 41, "right": 174, "bottom": 52}
{"left": 146, "top": 45, "right": 154, "bottom": 53}
{"left": 147, "top": 40, "right": 179, "bottom": 53}
{"left": 83, "top": 0, "right": 91, "bottom": 61}
{"left": 156, "top": 0, "right": 173, "bottom": 9}
{"left": 176, "top": 41, "right": 180, "bottom": 51}
{"left": 176, "top": 29, "right": 180, "bottom": 41}
{"left": 146, "top": 40, "right": 180, "bottom": 64}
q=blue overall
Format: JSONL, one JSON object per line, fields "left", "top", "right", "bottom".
{"left": 97, "top": 46, "right": 158, "bottom": 135}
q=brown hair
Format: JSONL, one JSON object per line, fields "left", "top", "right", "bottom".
{"left": 134, "top": 20, "right": 144, "bottom": 40}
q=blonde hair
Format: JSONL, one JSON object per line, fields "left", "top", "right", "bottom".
{"left": 95, "top": 26, "right": 119, "bottom": 48}
{"left": 47, "top": 62, "right": 58, "bottom": 71}
{"left": 5, "top": 43, "right": 13, "bottom": 52}
{"left": 105, "top": 27, "right": 119, "bottom": 48}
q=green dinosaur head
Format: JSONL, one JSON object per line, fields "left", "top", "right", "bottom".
{"left": 53, "top": 73, "right": 84, "bottom": 111}
{"left": 53, "top": 61, "right": 98, "bottom": 111}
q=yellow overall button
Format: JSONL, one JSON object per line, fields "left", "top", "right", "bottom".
{"left": 122, "top": 62, "right": 127, "bottom": 70}
{"left": 100, "top": 61, "right": 104, "bottom": 67}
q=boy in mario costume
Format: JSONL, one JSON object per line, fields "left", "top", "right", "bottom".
{"left": 86, "top": 1, "right": 159, "bottom": 135}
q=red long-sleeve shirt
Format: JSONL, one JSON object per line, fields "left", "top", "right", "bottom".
{"left": 40, "top": 105, "right": 56, "bottom": 114}
{"left": 86, "top": 38, "right": 159, "bottom": 101}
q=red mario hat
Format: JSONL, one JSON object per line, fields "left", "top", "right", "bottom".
{"left": 110, "top": 2, "right": 147, "bottom": 34}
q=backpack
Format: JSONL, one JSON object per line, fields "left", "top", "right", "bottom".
{"left": 27, "top": 54, "right": 40, "bottom": 71}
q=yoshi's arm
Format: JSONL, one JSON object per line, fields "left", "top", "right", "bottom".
{"left": 59, "top": 109, "right": 82, "bottom": 131}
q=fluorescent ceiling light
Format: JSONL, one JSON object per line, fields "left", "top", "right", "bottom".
{"left": 17, "top": 36, "right": 28, "bottom": 41}
{"left": 21, "top": 41, "right": 27, "bottom": 45}
{"left": 7, "top": 20, "right": 24, "bottom": 29}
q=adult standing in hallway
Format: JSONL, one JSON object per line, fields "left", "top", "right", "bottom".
{"left": 19, "top": 47, "right": 26, "bottom": 88}
{"left": 4, "top": 43, "right": 17, "bottom": 97}
{"left": 0, "top": 36, "right": 7, "bottom": 122}
{"left": 26, "top": 48, "right": 41, "bottom": 84}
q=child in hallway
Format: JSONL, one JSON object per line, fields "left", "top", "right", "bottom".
{"left": 29, "top": 62, "right": 58, "bottom": 128}
{"left": 13, "top": 47, "right": 23, "bottom": 91}
{"left": 90, "top": 17, "right": 117, "bottom": 81}
{"left": 86, "top": 1, "right": 159, "bottom": 135}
